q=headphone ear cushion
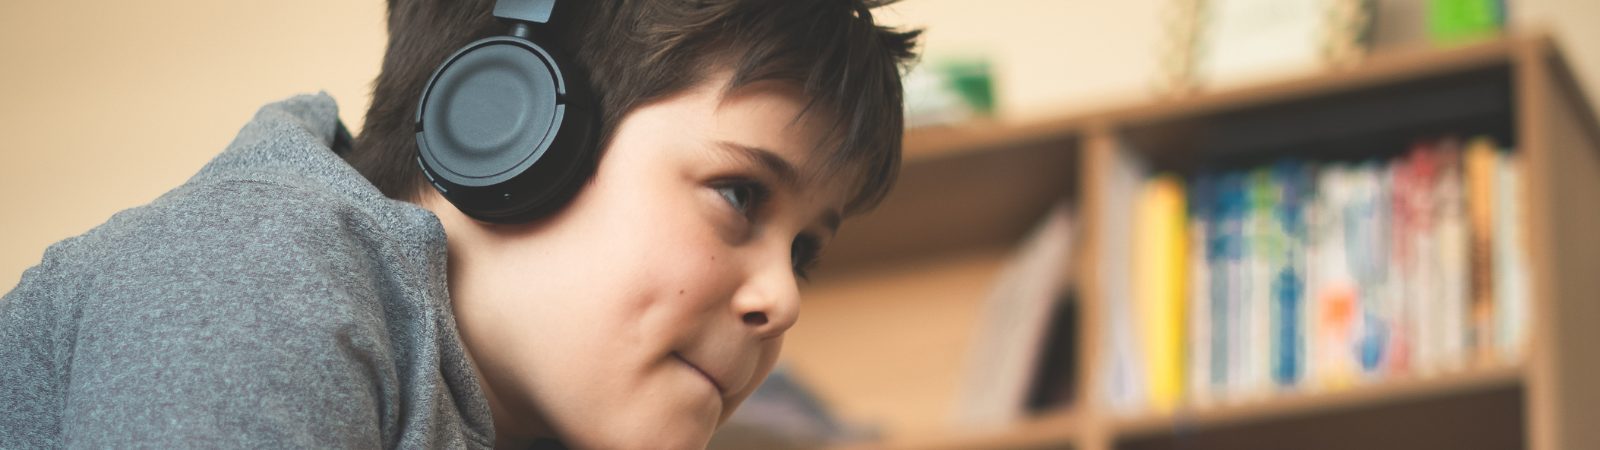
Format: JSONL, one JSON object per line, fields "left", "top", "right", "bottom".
{"left": 415, "top": 37, "right": 598, "bottom": 223}
{"left": 421, "top": 43, "right": 560, "bottom": 183}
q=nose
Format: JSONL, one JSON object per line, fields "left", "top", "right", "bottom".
{"left": 731, "top": 255, "right": 802, "bottom": 339}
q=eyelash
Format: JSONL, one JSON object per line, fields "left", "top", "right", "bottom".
{"left": 712, "top": 179, "right": 822, "bottom": 281}
{"left": 791, "top": 235, "right": 821, "bottom": 281}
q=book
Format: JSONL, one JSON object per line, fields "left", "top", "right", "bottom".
{"left": 1434, "top": 140, "right": 1471, "bottom": 371}
{"left": 1492, "top": 149, "right": 1530, "bottom": 359}
{"left": 1103, "top": 145, "right": 1150, "bottom": 415}
{"left": 1270, "top": 161, "right": 1310, "bottom": 388}
{"left": 1210, "top": 171, "right": 1251, "bottom": 398}
{"left": 1398, "top": 143, "right": 1443, "bottom": 374}
{"left": 1025, "top": 290, "right": 1082, "bottom": 413}
{"left": 1116, "top": 134, "right": 1528, "bottom": 414}
{"left": 1244, "top": 168, "right": 1274, "bottom": 395}
{"left": 1308, "top": 164, "right": 1360, "bottom": 389}
{"left": 1135, "top": 174, "right": 1188, "bottom": 411}
{"left": 954, "top": 204, "right": 1077, "bottom": 426}
{"left": 1464, "top": 137, "right": 1499, "bottom": 362}
{"left": 1187, "top": 173, "right": 1215, "bottom": 404}
{"left": 1352, "top": 161, "right": 1392, "bottom": 377}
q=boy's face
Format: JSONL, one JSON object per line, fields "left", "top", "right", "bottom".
{"left": 425, "top": 70, "right": 851, "bottom": 449}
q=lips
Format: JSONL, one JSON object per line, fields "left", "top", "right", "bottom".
{"left": 672, "top": 352, "right": 727, "bottom": 395}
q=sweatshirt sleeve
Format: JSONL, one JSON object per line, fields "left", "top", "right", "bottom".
{"left": 48, "top": 181, "right": 400, "bottom": 449}
{"left": 60, "top": 284, "right": 390, "bottom": 449}
{"left": 0, "top": 249, "right": 75, "bottom": 448}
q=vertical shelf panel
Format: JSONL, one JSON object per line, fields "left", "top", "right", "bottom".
{"left": 1516, "top": 37, "right": 1600, "bottom": 450}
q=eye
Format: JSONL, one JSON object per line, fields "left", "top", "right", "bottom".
{"left": 791, "top": 235, "right": 821, "bottom": 281}
{"left": 713, "top": 180, "right": 769, "bottom": 218}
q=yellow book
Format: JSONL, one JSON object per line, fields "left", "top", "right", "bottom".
{"left": 1464, "top": 137, "right": 1498, "bottom": 362}
{"left": 1136, "top": 174, "right": 1187, "bottom": 411}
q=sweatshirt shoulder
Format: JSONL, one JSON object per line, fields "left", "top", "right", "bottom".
{"left": 26, "top": 177, "right": 415, "bottom": 326}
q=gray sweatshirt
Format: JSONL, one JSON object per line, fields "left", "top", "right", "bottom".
{"left": 0, "top": 93, "right": 495, "bottom": 448}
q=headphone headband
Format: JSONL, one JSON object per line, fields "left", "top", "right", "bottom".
{"left": 494, "top": 0, "right": 557, "bottom": 24}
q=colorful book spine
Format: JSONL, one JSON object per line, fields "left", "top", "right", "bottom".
{"left": 1245, "top": 168, "right": 1274, "bottom": 395}
{"left": 1380, "top": 162, "right": 1411, "bottom": 376}
{"left": 1400, "top": 144, "right": 1443, "bottom": 374}
{"left": 1188, "top": 173, "right": 1215, "bottom": 404}
{"left": 1103, "top": 146, "right": 1147, "bottom": 415}
{"left": 1464, "top": 137, "right": 1498, "bottom": 362}
{"left": 1270, "top": 161, "right": 1309, "bottom": 388}
{"left": 1435, "top": 141, "right": 1471, "bottom": 371}
{"left": 1309, "top": 165, "right": 1359, "bottom": 389}
{"left": 1347, "top": 162, "right": 1390, "bottom": 376}
{"left": 1119, "top": 134, "right": 1528, "bottom": 415}
{"left": 1136, "top": 174, "right": 1188, "bottom": 411}
{"left": 1493, "top": 149, "right": 1530, "bottom": 359}
{"left": 1210, "top": 173, "right": 1249, "bottom": 397}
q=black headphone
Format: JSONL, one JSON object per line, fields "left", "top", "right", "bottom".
{"left": 415, "top": 0, "right": 597, "bottom": 224}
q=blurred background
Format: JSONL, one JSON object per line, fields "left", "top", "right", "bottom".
{"left": 3, "top": 1, "right": 1598, "bottom": 449}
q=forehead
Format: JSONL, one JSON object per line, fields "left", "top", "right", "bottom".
{"left": 701, "top": 75, "right": 867, "bottom": 195}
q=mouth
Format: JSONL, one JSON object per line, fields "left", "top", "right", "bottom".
{"left": 671, "top": 352, "right": 726, "bottom": 395}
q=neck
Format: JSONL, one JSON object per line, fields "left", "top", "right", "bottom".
{"left": 414, "top": 190, "right": 560, "bottom": 448}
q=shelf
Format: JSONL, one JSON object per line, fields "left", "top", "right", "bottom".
{"left": 902, "top": 116, "right": 1087, "bottom": 163}
{"left": 1110, "top": 364, "right": 1525, "bottom": 439}
{"left": 1094, "top": 34, "right": 1531, "bottom": 127}
{"left": 838, "top": 409, "right": 1082, "bottom": 450}
{"left": 838, "top": 365, "right": 1523, "bottom": 450}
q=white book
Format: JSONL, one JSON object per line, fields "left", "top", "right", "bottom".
{"left": 1188, "top": 206, "right": 1213, "bottom": 404}
{"left": 1245, "top": 171, "right": 1273, "bottom": 397}
{"left": 954, "top": 205, "right": 1077, "bottom": 426}
{"left": 1347, "top": 163, "right": 1386, "bottom": 379}
{"left": 1436, "top": 150, "right": 1470, "bottom": 371}
{"left": 1413, "top": 151, "right": 1444, "bottom": 375}
{"left": 1494, "top": 151, "right": 1531, "bottom": 360}
{"left": 1308, "top": 166, "right": 1360, "bottom": 388}
{"left": 1101, "top": 146, "right": 1148, "bottom": 415}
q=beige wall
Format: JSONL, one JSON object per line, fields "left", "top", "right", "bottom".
{"left": 0, "top": 1, "right": 386, "bottom": 287}
{"left": 2, "top": 1, "right": 1596, "bottom": 288}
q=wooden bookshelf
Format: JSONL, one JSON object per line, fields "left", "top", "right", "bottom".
{"left": 1108, "top": 364, "right": 1524, "bottom": 439}
{"left": 843, "top": 364, "right": 1522, "bottom": 450}
{"left": 782, "top": 32, "right": 1600, "bottom": 450}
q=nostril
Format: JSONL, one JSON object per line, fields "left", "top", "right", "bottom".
{"left": 742, "top": 312, "right": 768, "bottom": 326}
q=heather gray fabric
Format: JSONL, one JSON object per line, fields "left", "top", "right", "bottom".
{"left": 0, "top": 93, "right": 495, "bottom": 449}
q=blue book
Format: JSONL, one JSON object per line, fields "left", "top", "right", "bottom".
{"left": 1347, "top": 161, "right": 1390, "bottom": 374}
{"left": 1270, "top": 161, "right": 1310, "bottom": 387}
{"left": 1209, "top": 172, "right": 1249, "bottom": 396}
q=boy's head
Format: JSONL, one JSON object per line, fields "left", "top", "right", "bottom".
{"left": 349, "top": 0, "right": 917, "bottom": 448}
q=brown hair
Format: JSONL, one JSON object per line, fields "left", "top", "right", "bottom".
{"left": 349, "top": 0, "right": 920, "bottom": 215}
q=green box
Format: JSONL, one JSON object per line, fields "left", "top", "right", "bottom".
{"left": 1428, "top": 0, "right": 1505, "bottom": 45}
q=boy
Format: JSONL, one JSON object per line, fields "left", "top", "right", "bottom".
{"left": 0, "top": 0, "right": 918, "bottom": 448}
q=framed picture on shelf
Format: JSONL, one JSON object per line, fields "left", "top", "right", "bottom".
{"left": 1160, "top": 0, "right": 1374, "bottom": 93}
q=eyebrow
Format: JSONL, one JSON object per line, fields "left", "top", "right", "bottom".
{"left": 714, "top": 140, "right": 843, "bottom": 235}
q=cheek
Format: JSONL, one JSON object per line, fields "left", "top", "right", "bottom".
{"left": 623, "top": 198, "right": 743, "bottom": 326}
{"left": 555, "top": 170, "right": 747, "bottom": 351}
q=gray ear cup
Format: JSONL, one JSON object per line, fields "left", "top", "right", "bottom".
{"left": 414, "top": 34, "right": 597, "bottom": 224}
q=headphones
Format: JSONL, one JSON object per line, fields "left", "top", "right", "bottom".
{"left": 415, "top": 0, "right": 598, "bottom": 223}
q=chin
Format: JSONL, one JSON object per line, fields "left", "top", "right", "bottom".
{"left": 568, "top": 425, "right": 714, "bottom": 450}
{"left": 561, "top": 401, "right": 720, "bottom": 450}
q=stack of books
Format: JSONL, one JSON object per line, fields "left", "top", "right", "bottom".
{"left": 1106, "top": 135, "right": 1531, "bottom": 414}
